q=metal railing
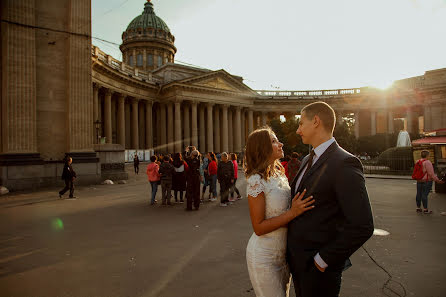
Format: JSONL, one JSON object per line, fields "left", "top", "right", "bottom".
{"left": 256, "top": 88, "right": 362, "bottom": 98}
{"left": 361, "top": 157, "right": 413, "bottom": 176}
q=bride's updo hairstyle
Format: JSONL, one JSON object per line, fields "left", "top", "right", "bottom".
{"left": 244, "top": 127, "right": 284, "bottom": 181}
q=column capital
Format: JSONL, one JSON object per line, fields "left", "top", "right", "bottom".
{"left": 221, "top": 104, "right": 229, "bottom": 110}
{"left": 117, "top": 93, "right": 126, "bottom": 101}
{"left": 93, "top": 82, "right": 101, "bottom": 90}
{"left": 207, "top": 102, "right": 215, "bottom": 107}
{"left": 190, "top": 100, "right": 198, "bottom": 106}
{"left": 130, "top": 98, "right": 140, "bottom": 104}
{"left": 104, "top": 88, "right": 113, "bottom": 96}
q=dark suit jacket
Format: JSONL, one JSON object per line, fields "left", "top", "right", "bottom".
{"left": 61, "top": 164, "right": 76, "bottom": 180}
{"left": 287, "top": 141, "right": 374, "bottom": 272}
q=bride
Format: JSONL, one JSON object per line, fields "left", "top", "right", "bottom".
{"left": 245, "top": 127, "right": 315, "bottom": 297}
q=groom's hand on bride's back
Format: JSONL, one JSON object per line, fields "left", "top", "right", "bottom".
{"left": 290, "top": 189, "right": 315, "bottom": 217}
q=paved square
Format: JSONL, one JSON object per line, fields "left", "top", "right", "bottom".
{"left": 0, "top": 165, "right": 445, "bottom": 297}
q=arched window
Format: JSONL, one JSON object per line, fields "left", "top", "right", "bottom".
{"left": 137, "top": 54, "right": 143, "bottom": 66}
{"left": 157, "top": 55, "right": 162, "bottom": 67}
{"left": 129, "top": 55, "right": 133, "bottom": 66}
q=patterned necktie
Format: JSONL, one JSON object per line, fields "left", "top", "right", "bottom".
{"left": 303, "top": 150, "right": 315, "bottom": 177}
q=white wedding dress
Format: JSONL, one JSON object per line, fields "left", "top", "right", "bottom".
{"left": 246, "top": 173, "right": 292, "bottom": 297}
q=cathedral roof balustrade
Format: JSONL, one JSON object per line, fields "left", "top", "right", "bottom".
{"left": 92, "top": 46, "right": 162, "bottom": 84}
{"left": 256, "top": 88, "right": 362, "bottom": 98}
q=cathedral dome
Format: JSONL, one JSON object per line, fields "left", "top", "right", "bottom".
{"left": 120, "top": 0, "right": 176, "bottom": 70}
{"left": 125, "top": 1, "right": 171, "bottom": 33}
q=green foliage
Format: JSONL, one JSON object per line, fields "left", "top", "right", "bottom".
{"left": 333, "top": 121, "right": 358, "bottom": 154}
{"left": 376, "top": 146, "right": 413, "bottom": 170}
{"left": 357, "top": 132, "right": 422, "bottom": 157}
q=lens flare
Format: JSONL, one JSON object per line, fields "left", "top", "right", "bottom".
{"left": 51, "top": 218, "right": 64, "bottom": 231}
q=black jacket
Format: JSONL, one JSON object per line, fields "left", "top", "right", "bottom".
{"left": 159, "top": 162, "right": 175, "bottom": 181}
{"left": 287, "top": 141, "right": 374, "bottom": 272}
{"left": 61, "top": 164, "right": 76, "bottom": 180}
{"left": 217, "top": 161, "right": 234, "bottom": 183}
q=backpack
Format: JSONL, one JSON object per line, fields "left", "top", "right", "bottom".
{"left": 412, "top": 159, "right": 427, "bottom": 180}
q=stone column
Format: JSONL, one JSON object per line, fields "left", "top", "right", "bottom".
{"left": 191, "top": 102, "right": 198, "bottom": 148}
{"left": 406, "top": 108, "right": 413, "bottom": 133}
{"left": 93, "top": 83, "right": 99, "bottom": 122}
{"left": 423, "top": 105, "right": 431, "bottom": 132}
{"left": 132, "top": 49, "right": 136, "bottom": 67}
{"left": 221, "top": 105, "right": 229, "bottom": 153}
{"left": 214, "top": 106, "right": 221, "bottom": 152}
{"left": 174, "top": 100, "right": 182, "bottom": 153}
{"left": 248, "top": 109, "right": 254, "bottom": 135}
{"left": 199, "top": 104, "right": 205, "bottom": 152}
{"left": 371, "top": 110, "right": 376, "bottom": 136}
{"left": 131, "top": 99, "right": 139, "bottom": 149}
{"left": 160, "top": 103, "right": 167, "bottom": 152}
{"left": 117, "top": 94, "right": 126, "bottom": 146}
{"left": 167, "top": 102, "right": 174, "bottom": 152}
{"left": 183, "top": 103, "right": 190, "bottom": 146}
{"left": 241, "top": 109, "right": 246, "bottom": 150}
{"left": 207, "top": 103, "right": 214, "bottom": 152}
{"left": 261, "top": 111, "right": 267, "bottom": 126}
{"left": 145, "top": 101, "right": 153, "bottom": 149}
{"left": 234, "top": 107, "right": 242, "bottom": 153}
{"left": 228, "top": 108, "right": 233, "bottom": 152}
{"left": 354, "top": 111, "right": 360, "bottom": 139}
{"left": 104, "top": 89, "right": 113, "bottom": 144}
{"left": 143, "top": 49, "right": 147, "bottom": 70}
{"left": 125, "top": 102, "right": 131, "bottom": 148}
{"left": 388, "top": 110, "right": 394, "bottom": 134}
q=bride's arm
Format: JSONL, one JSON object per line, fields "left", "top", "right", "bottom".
{"left": 248, "top": 189, "right": 315, "bottom": 236}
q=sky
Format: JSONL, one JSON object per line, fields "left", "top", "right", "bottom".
{"left": 92, "top": 0, "right": 446, "bottom": 90}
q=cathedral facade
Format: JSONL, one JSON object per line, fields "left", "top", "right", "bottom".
{"left": 2, "top": 0, "right": 446, "bottom": 190}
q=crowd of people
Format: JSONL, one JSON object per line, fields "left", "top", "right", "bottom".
{"left": 145, "top": 146, "right": 243, "bottom": 210}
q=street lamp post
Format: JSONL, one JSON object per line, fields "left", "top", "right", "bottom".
{"left": 94, "top": 120, "right": 102, "bottom": 144}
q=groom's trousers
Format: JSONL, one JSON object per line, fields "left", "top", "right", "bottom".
{"left": 288, "top": 253, "right": 342, "bottom": 297}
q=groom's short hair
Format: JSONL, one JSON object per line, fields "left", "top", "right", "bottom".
{"left": 301, "top": 101, "right": 336, "bottom": 133}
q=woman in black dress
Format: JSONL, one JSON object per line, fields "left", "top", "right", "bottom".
{"left": 172, "top": 153, "right": 188, "bottom": 203}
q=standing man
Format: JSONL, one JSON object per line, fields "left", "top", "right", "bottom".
{"left": 217, "top": 152, "right": 234, "bottom": 207}
{"left": 159, "top": 155, "right": 175, "bottom": 206}
{"left": 133, "top": 153, "right": 140, "bottom": 174}
{"left": 185, "top": 150, "right": 202, "bottom": 211}
{"left": 414, "top": 150, "right": 444, "bottom": 214}
{"left": 59, "top": 156, "right": 77, "bottom": 199}
{"left": 287, "top": 101, "right": 374, "bottom": 297}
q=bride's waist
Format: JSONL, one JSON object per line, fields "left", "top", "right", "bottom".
{"left": 249, "top": 227, "right": 287, "bottom": 242}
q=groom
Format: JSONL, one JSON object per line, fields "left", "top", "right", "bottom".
{"left": 287, "top": 102, "right": 374, "bottom": 297}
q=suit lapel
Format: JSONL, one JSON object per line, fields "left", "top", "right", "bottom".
{"left": 290, "top": 155, "right": 310, "bottom": 197}
{"left": 297, "top": 141, "right": 339, "bottom": 193}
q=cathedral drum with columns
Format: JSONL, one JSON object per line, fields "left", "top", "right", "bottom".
{"left": 1, "top": 0, "right": 446, "bottom": 191}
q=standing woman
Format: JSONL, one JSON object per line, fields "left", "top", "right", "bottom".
{"left": 59, "top": 156, "right": 77, "bottom": 199}
{"left": 133, "top": 153, "right": 140, "bottom": 174}
{"left": 245, "top": 127, "right": 315, "bottom": 297}
{"left": 217, "top": 152, "right": 234, "bottom": 207}
{"left": 207, "top": 152, "right": 218, "bottom": 201}
{"left": 229, "top": 153, "right": 242, "bottom": 201}
{"left": 146, "top": 155, "right": 160, "bottom": 205}
{"left": 200, "top": 154, "right": 210, "bottom": 200}
{"left": 172, "top": 153, "right": 188, "bottom": 203}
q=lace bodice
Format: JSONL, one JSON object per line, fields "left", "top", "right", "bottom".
{"left": 247, "top": 173, "right": 291, "bottom": 219}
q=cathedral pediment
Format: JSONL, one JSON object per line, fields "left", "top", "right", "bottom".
{"left": 191, "top": 76, "right": 241, "bottom": 92}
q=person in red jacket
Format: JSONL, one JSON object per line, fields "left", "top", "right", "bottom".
{"left": 207, "top": 152, "right": 218, "bottom": 201}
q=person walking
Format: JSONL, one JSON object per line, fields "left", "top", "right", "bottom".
{"left": 172, "top": 153, "right": 188, "bottom": 203}
{"left": 217, "top": 152, "right": 234, "bottom": 207}
{"left": 59, "top": 156, "right": 77, "bottom": 199}
{"left": 185, "top": 150, "right": 202, "bottom": 210}
{"left": 146, "top": 155, "right": 160, "bottom": 205}
{"left": 414, "top": 150, "right": 445, "bottom": 214}
{"left": 207, "top": 152, "right": 218, "bottom": 201}
{"left": 159, "top": 155, "right": 175, "bottom": 206}
{"left": 229, "top": 153, "right": 241, "bottom": 201}
{"left": 287, "top": 152, "right": 301, "bottom": 184}
{"left": 133, "top": 153, "right": 140, "bottom": 174}
{"left": 200, "top": 154, "right": 210, "bottom": 201}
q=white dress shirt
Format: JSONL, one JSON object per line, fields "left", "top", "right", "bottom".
{"left": 294, "top": 137, "right": 336, "bottom": 270}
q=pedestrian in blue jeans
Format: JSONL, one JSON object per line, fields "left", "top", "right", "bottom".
{"left": 415, "top": 150, "right": 444, "bottom": 214}
{"left": 146, "top": 155, "right": 160, "bottom": 205}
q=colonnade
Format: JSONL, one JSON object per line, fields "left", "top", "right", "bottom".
{"left": 93, "top": 84, "right": 273, "bottom": 154}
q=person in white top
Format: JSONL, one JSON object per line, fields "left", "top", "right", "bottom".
{"left": 245, "top": 127, "right": 315, "bottom": 297}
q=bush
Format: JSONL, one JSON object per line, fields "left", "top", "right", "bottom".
{"left": 376, "top": 147, "right": 413, "bottom": 171}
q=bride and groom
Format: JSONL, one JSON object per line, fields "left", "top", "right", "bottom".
{"left": 245, "top": 102, "right": 374, "bottom": 297}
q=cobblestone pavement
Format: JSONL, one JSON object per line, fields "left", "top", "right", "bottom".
{"left": 0, "top": 164, "right": 445, "bottom": 297}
